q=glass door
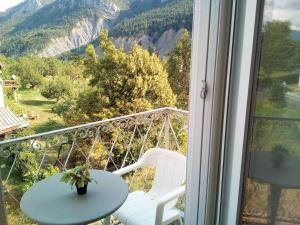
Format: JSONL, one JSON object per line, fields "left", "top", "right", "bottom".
{"left": 240, "top": 1, "right": 300, "bottom": 225}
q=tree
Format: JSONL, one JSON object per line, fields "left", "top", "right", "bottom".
{"left": 60, "top": 61, "right": 84, "bottom": 81}
{"left": 167, "top": 29, "right": 191, "bottom": 109}
{"left": 12, "top": 57, "right": 44, "bottom": 89}
{"left": 0, "top": 54, "right": 18, "bottom": 80}
{"left": 260, "top": 21, "right": 297, "bottom": 77}
{"left": 269, "top": 80, "right": 287, "bottom": 107}
{"left": 41, "top": 76, "right": 72, "bottom": 101}
{"left": 63, "top": 30, "right": 176, "bottom": 124}
{"left": 33, "top": 57, "right": 61, "bottom": 77}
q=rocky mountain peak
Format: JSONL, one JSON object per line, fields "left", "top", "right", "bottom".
{"left": 4, "top": 0, "right": 53, "bottom": 18}
{"left": 53, "top": 0, "right": 119, "bottom": 18}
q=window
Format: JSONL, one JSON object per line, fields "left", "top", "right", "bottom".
{"left": 241, "top": 1, "right": 300, "bottom": 225}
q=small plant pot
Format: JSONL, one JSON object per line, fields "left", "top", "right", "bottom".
{"left": 76, "top": 183, "right": 88, "bottom": 195}
{"left": 272, "top": 160, "right": 282, "bottom": 169}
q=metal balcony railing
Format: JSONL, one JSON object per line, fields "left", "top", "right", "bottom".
{"left": 242, "top": 116, "right": 300, "bottom": 225}
{"left": 0, "top": 107, "right": 188, "bottom": 225}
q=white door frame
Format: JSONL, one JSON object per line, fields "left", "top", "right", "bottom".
{"left": 185, "top": 0, "right": 234, "bottom": 224}
{"left": 219, "top": 0, "right": 265, "bottom": 224}
{"left": 185, "top": 0, "right": 264, "bottom": 224}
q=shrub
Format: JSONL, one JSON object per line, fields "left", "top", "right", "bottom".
{"left": 41, "top": 76, "right": 72, "bottom": 101}
{"left": 15, "top": 151, "right": 59, "bottom": 191}
{"left": 269, "top": 81, "right": 287, "bottom": 107}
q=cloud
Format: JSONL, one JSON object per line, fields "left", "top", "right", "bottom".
{"left": 272, "top": 9, "right": 300, "bottom": 30}
{"left": 267, "top": 0, "right": 300, "bottom": 30}
{"left": 273, "top": 0, "right": 300, "bottom": 10}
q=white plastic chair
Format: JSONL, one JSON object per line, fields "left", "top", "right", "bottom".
{"left": 112, "top": 148, "right": 186, "bottom": 225}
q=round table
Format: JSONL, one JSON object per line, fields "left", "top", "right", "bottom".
{"left": 20, "top": 170, "right": 128, "bottom": 225}
{"left": 249, "top": 151, "right": 300, "bottom": 225}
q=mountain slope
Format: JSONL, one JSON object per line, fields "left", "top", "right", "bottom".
{"left": 39, "top": 16, "right": 106, "bottom": 57}
{"left": 0, "top": 0, "right": 54, "bottom": 24}
{"left": 0, "top": 0, "right": 192, "bottom": 57}
{"left": 110, "top": 0, "right": 192, "bottom": 37}
{"left": 291, "top": 30, "right": 300, "bottom": 41}
{"left": 0, "top": 0, "right": 120, "bottom": 57}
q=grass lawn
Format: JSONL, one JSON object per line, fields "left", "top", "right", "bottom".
{"left": 255, "top": 98, "right": 300, "bottom": 118}
{"left": 17, "top": 89, "right": 64, "bottom": 133}
{"left": 252, "top": 96, "right": 300, "bottom": 154}
{"left": 269, "top": 70, "right": 296, "bottom": 78}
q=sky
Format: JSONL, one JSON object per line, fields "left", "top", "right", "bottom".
{"left": 0, "top": 0, "right": 23, "bottom": 12}
{"left": 0, "top": 0, "right": 300, "bottom": 30}
{"left": 268, "top": 0, "right": 300, "bottom": 30}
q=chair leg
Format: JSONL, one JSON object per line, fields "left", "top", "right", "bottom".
{"left": 174, "top": 218, "right": 183, "bottom": 225}
{"left": 179, "top": 219, "right": 183, "bottom": 225}
{"left": 103, "top": 217, "right": 110, "bottom": 225}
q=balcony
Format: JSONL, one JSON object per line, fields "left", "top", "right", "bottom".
{"left": 0, "top": 107, "right": 188, "bottom": 225}
{"left": 2, "top": 111, "right": 299, "bottom": 225}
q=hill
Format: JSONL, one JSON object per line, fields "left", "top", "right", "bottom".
{"left": 291, "top": 30, "right": 300, "bottom": 41}
{"left": 0, "top": 0, "right": 193, "bottom": 57}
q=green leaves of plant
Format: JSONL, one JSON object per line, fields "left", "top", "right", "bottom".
{"left": 60, "top": 163, "right": 97, "bottom": 188}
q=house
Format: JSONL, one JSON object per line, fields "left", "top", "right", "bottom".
{"left": 0, "top": 78, "right": 28, "bottom": 137}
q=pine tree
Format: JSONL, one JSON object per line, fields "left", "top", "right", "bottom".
{"left": 64, "top": 30, "right": 176, "bottom": 123}
{"left": 167, "top": 29, "right": 191, "bottom": 109}
{"left": 260, "top": 21, "right": 297, "bottom": 77}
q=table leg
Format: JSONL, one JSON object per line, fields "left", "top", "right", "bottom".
{"left": 0, "top": 172, "right": 8, "bottom": 225}
{"left": 269, "top": 185, "right": 282, "bottom": 225}
{"left": 103, "top": 216, "right": 110, "bottom": 225}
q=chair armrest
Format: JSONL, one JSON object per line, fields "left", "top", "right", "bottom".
{"left": 155, "top": 185, "right": 186, "bottom": 225}
{"left": 113, "top": 162, "right": 142, "bottom": 176}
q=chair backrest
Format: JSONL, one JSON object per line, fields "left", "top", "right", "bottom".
{"left": 139, "top": 148, "right": 186, "bottom": 207}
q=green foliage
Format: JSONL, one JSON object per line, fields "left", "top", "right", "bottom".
{"left": 54, "top": 97, "right": 84, "bottom": 123}
{"left": 41, "top": 76, "right": 72, "bottom": 101}
{"left": 60, "top": 61, "right": 85, "bottom": 81}
{"left": 3, "top": 86, "right": 15, "bottom": 100}
{"left": 0, "top": 54, "right": 18, "bottom": 80}
{"left": 110, "top": 0, "right": 193, "bottom": 37}
{"left": 0, "top": 29, "right": 63, "bottom": 57}
{"left": 260, "top": 21, "right": 297, "bottom": 77}
{"left": 33, "top": 120, "right": 65, "bottom": 134}
{"left": 269, "top": 81, "right": 287, "bottom": 107}
{"left": 60, "top": 163, "right": 96, "bottom": 188}
{"left": 15, "top": 152, "right": 59, "bottom": 191}
{"left": 11, "top": 57, "right": 44, "bottom": 89}
{"left": 18, "top": 129, "right": 36, "bottom": 139}
{"left": 6, "top": 99, "right": 24, "bottom": 115}
{"left": 271, "top": 144, "right": 289, "bottom": 168}
{"left": 62, "top": 30, "right": 176, "bottom": 123}
{"left": 38, "top": 57, "right": 62, "bottom": 77}
{"left": 167, "top": 29, "right": 191, "bottom": 109}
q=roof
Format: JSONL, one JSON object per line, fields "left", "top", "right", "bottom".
{"left": 0, "top": 107, "right": 28, "bottom": 135}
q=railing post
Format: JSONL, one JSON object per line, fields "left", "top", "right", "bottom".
{"left": 164, "top": 114, "right": 170, "bottom": 149}
{"left": 0, "top": 170, "right": 8, "bottom": 225}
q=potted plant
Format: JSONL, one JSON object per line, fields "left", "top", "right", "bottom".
{"left": 60, "top": 163, "right": 97, "bottom": 195}
{"left": 271, "top": 144, "right": 289, "bottom": 169}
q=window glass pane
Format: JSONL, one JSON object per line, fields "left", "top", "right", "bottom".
{"left": 241, "top": 1, "right": 300, "bottom": 225}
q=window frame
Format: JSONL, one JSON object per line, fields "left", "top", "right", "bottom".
{"left": 218, "top": 0, "right": 265, "bottom": 224}
{"left": 186, "top": 0, "right": 266, "bottom": 224}
{"left": 185, "top": 0, "right": 234, "bottom": 224}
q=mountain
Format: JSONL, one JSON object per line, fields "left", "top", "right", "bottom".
{"left": 110, "top": 0, "right": 192, "bottom": 37}
{"left": 0, "top": 0, "right": 54, "bottom": 23}
{"left": 0, "top": 0, "right": 192, "bottom": 57}
{"left": 0, "top": 0, "right": 120, "bottom": 57}
{"left": 291, "top": 30, "right": 300, "bottom": 41}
